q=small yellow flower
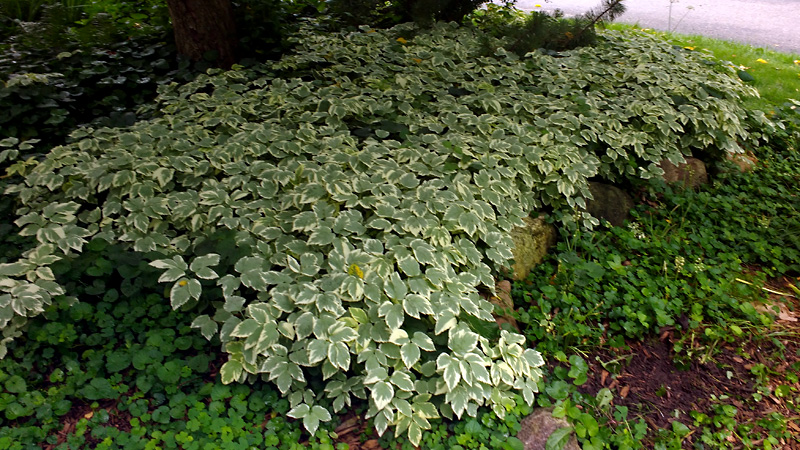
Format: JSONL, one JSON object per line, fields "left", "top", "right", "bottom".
{"left": 179, "top": 279, "right": 188, "bottom": 286}
{"left": 348, "top": 263, "right": 364, "bottom": 279}
{"left": 412, "top": 58, "right": 422, "bottom": 64}
{"left": 794, "top": 59, "right": 800, "bottom": 65}
{"left": 684, "top": 46, "right": 695, "bottom": 50}
{"left": 535, "top": 4, "right": 542, "bottom": 6}
{"left": 396, "top": 37, "right": 408, "bottom": 44}
{"left": 565, "top": 31, "right": 574, "bottom": 39}
{"left": 367, "top": 29, "right": 377, "bottom": 33}
{"left": 756, "top": 58, "right": 768, "bottom": 64}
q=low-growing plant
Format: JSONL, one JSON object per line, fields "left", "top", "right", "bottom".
{"left": 0, "top": 31, "right": 205, "bottom": 148}
{"left": 0, "top": 19, "right": 765, "bottom": 444}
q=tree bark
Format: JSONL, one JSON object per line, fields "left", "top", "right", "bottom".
{"left": 166, "top": 0, "right": 238, "bottom": 69}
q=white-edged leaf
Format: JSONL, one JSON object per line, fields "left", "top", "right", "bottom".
{"left": 190, "top": 315, "right": 218, "bottom": 340}
{"left": 403, "top": 294, "right": 433, "bottom": 318}
{"left": 400, "top": 342, "right": 421, "bottom": 368}
{"left": 411, "top": 332, "right": 436, "bottom": 351}
{"left": 287, "top": 403, "right": 310, "bottom": 419}
{"left": 307, "top": 339, "right": 330, "bottom": 365}
{"left": 371, "top": 381, "right": 394, "bottom": 411}
{"left": 434, "top": 312, "right": 457, "bottom": 335}
{"left": 390, "top": 370, "right": 415, "bottom": 392}
{"left": 220, "top": 359, "right": 243, "bottom": 384}
{"left": 328, "top": 341, "right": 350, "bottom": 370}
{"left": 231, "top": 318, "right": 260, "bottom": 338}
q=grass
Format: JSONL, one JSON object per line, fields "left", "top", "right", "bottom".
{"left": 608, "top": 23, "right": 800, "bottom": 112}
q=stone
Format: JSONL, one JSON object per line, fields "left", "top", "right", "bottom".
{"left": 659, "top": 157, "right": 708, "bottom": 189}
{"left": 517, "top": 407, "right": 581, "bottom": 450}
{"left": 586, "top": 182, "right": 635, "bottom": 227}
{"left": 510, "top": 216, "right": 557, "bottom": 281}
{"left": 489, "top": 280, "right": 519, "bottom": 332}
{"left": 726, "top": 151, "right": 758, "bottom": 172}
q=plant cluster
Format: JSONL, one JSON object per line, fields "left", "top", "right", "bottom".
{"left": 0, "top": 241, "right": 351, "bottom": 450}
{"left": 513, "top": 143, "right": 800, "bottom": 356}
{"left": 0, "top": 32, "right": 207, "bottom": 148}
{"left": 0, "top": 17, "right": 767, "bottom": 445}
{"left": 473, "top": 0, "right": 626, "bottom": 54}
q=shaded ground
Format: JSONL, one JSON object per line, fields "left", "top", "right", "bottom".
{"left": 42, "top": 279, "right": 800, "bottom": 450}
{"left": 578, "top": 277, "right": 800, "bottom": 448}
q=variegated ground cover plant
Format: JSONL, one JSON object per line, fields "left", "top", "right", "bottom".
{"left": 0, "top": 21, "right": 764, "bottom": 444}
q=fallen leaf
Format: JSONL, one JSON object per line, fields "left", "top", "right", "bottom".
{"left": 733, "top": 356, "right": 744, "bottom": 363}
{"left": 601, "top": 370, "right": 609, "bottom": 386}
{"left": 620, "top": 385, "right": 630, "bottom": 398}
{"left": 84, "top": 411, "right": 94, "bottom": 420}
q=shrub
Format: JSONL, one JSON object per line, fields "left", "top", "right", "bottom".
{"left": 0, "top": 21, "right": 763, "bottom": 443}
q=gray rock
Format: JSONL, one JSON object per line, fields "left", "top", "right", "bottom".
{"left": 659, "top": 157, "right": 708, "bottom": 189}
{"left": 586, "top": 182, "right": 635, "bottom": 227}
{"left": 517, "top": 407, "right": 580, "bottom": 450}
{"left": 510, "top": 216, "right": 557, "bottom": 281}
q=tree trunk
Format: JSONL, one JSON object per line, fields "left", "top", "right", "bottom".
{"left": 166, "top": 0, "right": 238, "bottom": 69}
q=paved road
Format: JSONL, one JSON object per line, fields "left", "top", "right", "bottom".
{"left": 512, "top": 0, "right": 800, "bottom": 55}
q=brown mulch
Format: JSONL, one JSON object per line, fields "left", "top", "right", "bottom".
{"left": 45, "top": 399, "right": 132, "bottom": 450}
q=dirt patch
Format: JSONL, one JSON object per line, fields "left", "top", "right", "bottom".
{"left": 578, "top": 290, "right": 800, "bottom": 448}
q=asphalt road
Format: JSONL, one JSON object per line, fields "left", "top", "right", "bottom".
{"left": 511, "top": 0, "right": 800, "bottom": 55}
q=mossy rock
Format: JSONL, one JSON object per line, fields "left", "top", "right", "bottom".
{"left": 517, "top": 407, "right": 581, "bottom": 450}
{"left": 510, "top": 216, "right": 557, "bottom": 281}
{"left": 586, "top": 182, "right": 635, "bottom": 227}
{"left": 659, "top": 157, "right": 708, "bottom": 189}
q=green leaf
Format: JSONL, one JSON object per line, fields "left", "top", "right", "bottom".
{"left": 384, "top": 272, "right": 408, "bottom": 300}
{"left": 400, "top": 342, "right": 421, "bottom": 368}
{"left": 153, "top": 167, "right": 174, "bottom": 188}
{"left": 170, "top": 278, "right": 201, "bottom": 309}
{"left": 568, "top": 355, "right": 589, "bottom": 385}
{"left": 505, "top": 437, "right": 525, "bottom": 450}
{"left": 403, "top": 294, "right": 433, "bottom": 318}
{"left": 308, "top": 339, "right": 330, "bottom": 365}
{"left": 580, "top": 413, "right": 599, "bottom": 437}
{"left": 737, "top": 70, "right": 755, "bottom": 82}
{"left": 371, "top": 381, "right": 394, "bottom": 411}
{"left": 390, "top": 370, "right": 414, "bottom": 392}
{"left": 328, "top": 341, "right": 350, "bottom": 370}
{"left": 190, "top": 254, "right": 220, "bottom": 279}
{"left": 287, "top": 403, "right": 310, "bottom": 419}
{"left": 220, "top": 359, "right": 244, "bottom": 384}
{"left": 191, "top": 315, "right": 218, "bottom": 340}
{"left": 231, "top": 318, "right": 261, "bottom": 338}
{"left": 378, "top": 301, "right": 404, "bottom": 330}
{"left": 411, "top": 332, "right": 435, "bottom": 351}
{"left": 545, "top": 427, "right": 573, "bottom": 450}
{"left": 308, "top": 227, "right": 335, "bottom": 246}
